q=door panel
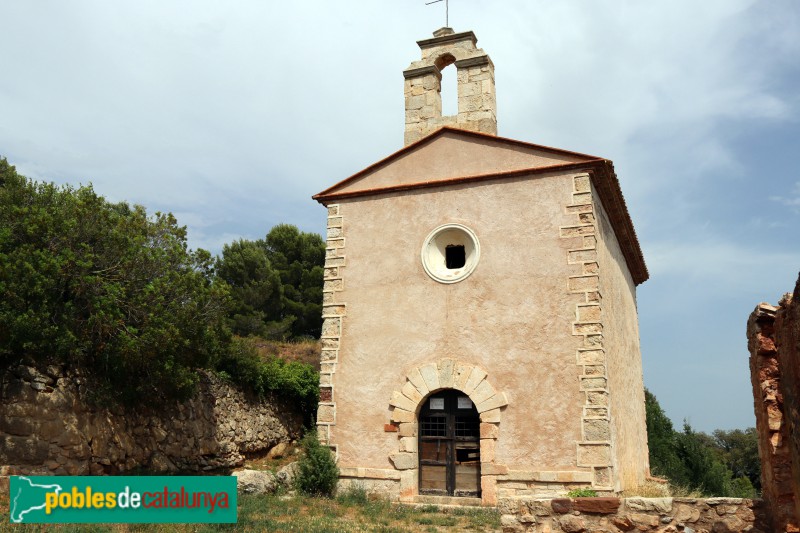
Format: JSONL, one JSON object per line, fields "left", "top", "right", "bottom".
{"left": 420, "top": 465, "right": 447, "bottom": 491}
{"left": 455, "top": 464, "right": 481, "bottom": 495}
{"left": 418, "top": 390, "right": 481, "bottom": 497}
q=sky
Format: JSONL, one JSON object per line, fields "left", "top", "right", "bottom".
{"left": 1, "top": 1, "right": 799, "bottom": 433}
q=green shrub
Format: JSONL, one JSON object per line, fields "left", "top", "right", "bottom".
{"left": 566, "top": 488, "right": 598, "bottom": 498}
{"left": 295, "top": 430, "right": 339, "bottom": 497}
{"left": 729, "top": 476, "right": 757, "bottom": 498}
{"left": 0, "top": 159, "right": 230, "bottom": 406}
{"left": 217, "top": 336, "right": 318, "bottom": 423}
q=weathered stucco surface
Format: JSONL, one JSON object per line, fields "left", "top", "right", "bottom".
{"left": 317, "top": 167, "right": 648, "bottom": 502}
{"left": 333, "top": 172, "right": 586, "bottom": 473}
{"left": 0, "top": 364, "right": 301, "bottom": 480}
{"left": 329, "top": 130, "right": 588, "bottom": 198}
{"left": 593, "top": 186, "right": 649, "bottom": 491}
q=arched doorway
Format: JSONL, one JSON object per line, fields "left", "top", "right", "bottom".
{"left": 418, "top": 389, "right": 481, "bottom": 497}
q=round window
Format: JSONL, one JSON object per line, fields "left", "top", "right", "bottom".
{"left": 421, "top": 224, "right": 480, "bottom": 284}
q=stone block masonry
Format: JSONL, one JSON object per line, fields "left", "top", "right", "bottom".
{"left": 498, "top": 496, "right": 767, "bottom": 532}
{"left": 748, "top": 272, "right": 800, "bottom": 532}
{"left": 387, "top": 359, "right": 508, "bottom": 504}
{"left": 317, "top": 203, "right": 345, "bottom": 456}
{"left": 403, "top": 28, "right": 497, "bottom": 145}
{"left": 0, "top": 364, "right": 302, "bottom": 483}
{"left": 561, "top": 173, "right": 615, "bottom": 492}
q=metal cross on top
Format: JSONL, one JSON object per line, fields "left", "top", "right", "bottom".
{"left": 425, "top": 0, "right": 449, "bottom": 27}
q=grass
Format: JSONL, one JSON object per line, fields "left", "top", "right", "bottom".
{"left": 620, "top": 479, "right": 703, "bottom": 499}
{"left": 0, "top": 491, "right": 501, "bottom": 532}
{"left": 253, "top": 339, "right": 321, "bottom": 372}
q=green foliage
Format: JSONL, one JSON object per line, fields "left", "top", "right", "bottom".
{"left": 645, "top": 388, "right": 759, "bottom": 497}
{"left": 215, "top": 225, "right": 325, "bottom": 340}
{"left": 728, "top": 475, "right": 757, "bottom": 498}
{"left": 566, "top": 488, "right": 598, "bottom": 498}
{"left": 336, "top": 484, "right": 369, "bottom": 506}
{"left": 645, "top": 389, "right": 685, "bottom": 481}
{"left": 0, "top": 159, "right": 230, "bottom": 405}
{"left": 217, "top": 337, "right": 319, "bottom": 422}
{"left": 711, "top": 428, "right": 761, "bottom": 491}
{"left": 216, "top": 240, "right": 282, "bottom": 338}
{"left": 674, "top": 422, "right": 732, "bottom": 496}
{"left": 295, "top": 430, "right": 339, "bottom": 497}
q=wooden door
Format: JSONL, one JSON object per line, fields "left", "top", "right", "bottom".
{"left": 418, "top": 390, "right": 481, "bottom": 497}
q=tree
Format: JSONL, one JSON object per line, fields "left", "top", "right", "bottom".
{"left": 644, "top": 388, "right": 758, "bottom": 497}
{"left": 217, "top": 225, "right": 325, "bottom": 340}
{"left": 264, "top": 224, "right": 325, "bottom": 339}
{"left": 675, "top": 422, "right": 733, "bottom": 496}
{"left": 215, "top": 239, "right": 283, "bottom": 337}
{"left": 645, "top": 388, "right": 685, "bottom": 481}
{"left": 0, "top": 159, "right": 231, "bottom": 405}
{"left": 711, "top": 428, "right": 761, "bottom": 490}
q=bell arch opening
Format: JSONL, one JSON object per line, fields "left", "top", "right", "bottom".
{"left": 435, "top": 53, "right": 458, "bottom": 117}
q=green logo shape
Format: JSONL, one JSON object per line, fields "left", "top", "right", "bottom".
{"left": 9, "top": 476, "right": 237, "bottom": 523}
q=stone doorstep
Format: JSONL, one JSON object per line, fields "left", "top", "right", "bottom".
{"left": 405, "top": 495, "right": 485, "bottom": 508}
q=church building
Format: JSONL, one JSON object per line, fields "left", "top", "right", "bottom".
{"left": 312, "top": 28, "right": 650, "bottom": 505}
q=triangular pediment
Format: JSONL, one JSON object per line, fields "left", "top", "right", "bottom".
{"left": 313, "top": 127, "right": 603, "bottom": 201}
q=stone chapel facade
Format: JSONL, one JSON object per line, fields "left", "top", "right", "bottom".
{"left": 312, "top": 28, "right": 650, "bottom": 505}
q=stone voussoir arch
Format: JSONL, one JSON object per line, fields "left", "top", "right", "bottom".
{"left": 386, "top": 358, "right": 509, "bottom": 501}
{"left": 389, "top": 359, "right": 508, "bottom": 419}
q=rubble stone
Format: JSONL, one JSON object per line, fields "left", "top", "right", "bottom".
{"left": 0, "top": 365, "right": 302, "bottom": 484}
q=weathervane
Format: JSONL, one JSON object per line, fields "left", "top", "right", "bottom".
{"left": 425, "top": 0, "right": 449, "bottom": 27}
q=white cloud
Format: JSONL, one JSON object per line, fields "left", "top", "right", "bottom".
{"left": 1, "top": 0, "right": 799, "bottom": 431}
{"left": 771, "top": 181, "right": 800, "bottom": 210}
{"left": 646, "top": 238, "right": 800, "bottom": 285}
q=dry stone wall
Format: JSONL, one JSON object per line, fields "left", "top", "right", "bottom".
{"left": 748, "top": 273, "right": 800, "bottom": 531}
{"left": 0, "top": 363, "right": 302, "bottom": 481}
{"left": 499, "top": 496, "right": 766, "bottom": 533}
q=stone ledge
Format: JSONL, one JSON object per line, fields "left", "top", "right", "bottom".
{"left": 402, "top": 65, "right": 440, "bottom": 79}
{"left": 454, "top": 55, "right": 491, "bottom": 69}
{"left": 551, "top": 497, "right": 621, "bottom": 515}
{"left": 497, "top": 471, "right": 593, "bottom": 483}
{"left": 416, "top": 30, "right": 478, "bottom": 49}
{"left": 339, "top": 467, "right": 402, "bottom": 481}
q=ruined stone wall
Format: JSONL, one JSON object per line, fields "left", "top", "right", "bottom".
{"left": 748, "top": 273, "right": 800, "bottom": 531}
{"left": 0, "top": 363, "right": 302, "bottom": 481}
{"left": 775, "top": 279, "right": 800, "bottom": 522}
{"left": 499, "top": 496, "right": 766, "bottom": 532}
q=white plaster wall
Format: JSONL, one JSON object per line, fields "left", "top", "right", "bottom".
{"left": 593, "top": 187, "right": 649, "bottom": 490}
{"left": 330, "top": 172, "right": 590, "bottom": 473}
